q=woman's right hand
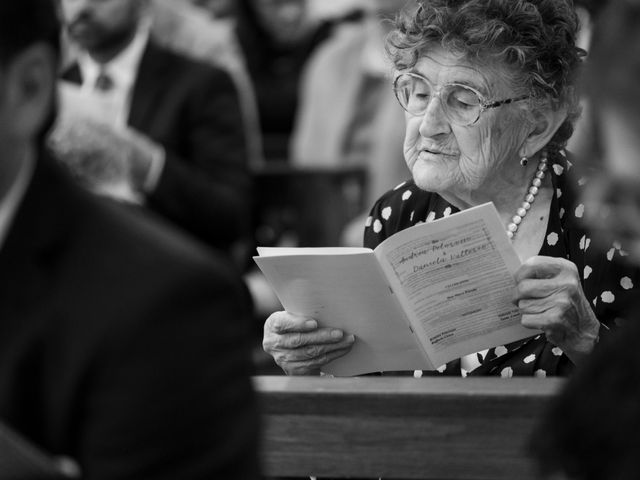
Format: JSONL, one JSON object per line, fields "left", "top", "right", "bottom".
{"left": 263, "top": 311, "right": 356, "bottom": 375}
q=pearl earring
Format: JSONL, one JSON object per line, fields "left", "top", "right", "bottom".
{"left": 520, "top": 156, "right": 528, "bottom": 167}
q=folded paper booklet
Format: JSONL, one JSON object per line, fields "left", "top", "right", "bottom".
{"left": 254, "top": 202, "right": 536, "bottom": 376}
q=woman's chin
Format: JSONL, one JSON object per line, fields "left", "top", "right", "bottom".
{"left": 411, "top": 160, "right": 452, "bottom": 193}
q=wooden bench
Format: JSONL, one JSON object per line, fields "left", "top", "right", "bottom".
{"left": 254, "top": 376, "right": 562, "bottom": 479}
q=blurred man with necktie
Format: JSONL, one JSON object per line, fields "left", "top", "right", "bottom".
{"left": 0, "top": 1, "right": 260, "bottom": 478}
{"left": 57, "top": 0, "right": 251, "bottom": 252}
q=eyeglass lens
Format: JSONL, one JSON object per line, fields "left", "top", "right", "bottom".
{"left": 394, "top": 74, "right": 483, "bottom": 126}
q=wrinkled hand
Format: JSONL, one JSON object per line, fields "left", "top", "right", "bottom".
{"left": 263, "top": 312, "right": 356, "bottom": 375}
{"left": 514, "top": 256, "right": 600, "bottom": 365}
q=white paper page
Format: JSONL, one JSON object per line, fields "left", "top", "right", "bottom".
{"left": 254, "top": 250, "right": 432, "bottom": 376}
{"left": 257, "top": 247, "right": 371, "bottom": 256}
{"left": 374, "top": 202, "right": 536, "bottom": 367}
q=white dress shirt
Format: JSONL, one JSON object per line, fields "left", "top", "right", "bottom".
{"left": 77, "top": 22, "right": 150, "bottom": 128}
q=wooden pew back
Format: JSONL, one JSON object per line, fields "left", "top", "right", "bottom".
{"left": 255, "top": 376, "right": 562, "bottom": 479}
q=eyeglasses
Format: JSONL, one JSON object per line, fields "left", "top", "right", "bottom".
{"left": 393, "top": 72, "right": 529, "bottom": 126}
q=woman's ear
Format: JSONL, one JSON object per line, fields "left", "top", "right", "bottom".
{"left": 520, "top": 104, "right": 568, "bottom": 157}
{"left": 1, "top": 43, "right": 57, "bottom": 141}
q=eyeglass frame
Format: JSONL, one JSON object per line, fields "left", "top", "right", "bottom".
{"left": 392, "top": 71, "right": 530, "bottom": 126}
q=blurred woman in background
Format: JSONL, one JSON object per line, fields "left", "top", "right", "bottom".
{"left": 234, "top": 0, "right": 334, "bottom": 161}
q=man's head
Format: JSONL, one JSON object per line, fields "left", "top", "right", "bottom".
{"left": 60, "top": 0, "right": 148, "bottom": 60}
{"left": 0, "top": 1, "right": 60, "bottom": 150}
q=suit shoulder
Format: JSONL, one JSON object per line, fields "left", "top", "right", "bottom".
{"left": 149, "top": 41, "right": 233, "bottom": 85}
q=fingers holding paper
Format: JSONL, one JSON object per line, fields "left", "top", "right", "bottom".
{"left": 263, "top": 311, "right": 356, "bottom": 375}
{"left": 514, "top": 256, "right": 600, "bottom": 365}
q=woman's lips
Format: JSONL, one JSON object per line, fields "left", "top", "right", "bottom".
{"left": 419, "top": 148, "right": 457, "bottom": 158}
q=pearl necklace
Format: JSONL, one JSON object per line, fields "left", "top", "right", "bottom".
{"left": 506, "top": 151, "right": 549, "bottom": 240}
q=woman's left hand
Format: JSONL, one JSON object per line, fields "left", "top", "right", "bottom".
{"left": 514, "top": 256, "right": 600, "bottom": 366}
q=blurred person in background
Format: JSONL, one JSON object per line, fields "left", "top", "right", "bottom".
{"left": 531, "top": 1, "right": 640, "bottom": 478}
{"left": 234, "top": 0, "right": 336, "bottom": 161}
{"left": 291, "top": 0, "right": 410, "bottom": 246}
{"left": 0, "top": 0, "right": 259, "bottom": 478}
{"left": 55, "top": 0, "right": 251, "bottom": 253}
{"left": 150, "top": 0, "right": 264, "bottom": 166}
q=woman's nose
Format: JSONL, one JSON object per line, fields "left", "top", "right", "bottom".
{"left": 418, "top": 96, "right": 451, "bottom": 138}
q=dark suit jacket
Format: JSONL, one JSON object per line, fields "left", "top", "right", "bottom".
{"left": 0, "top": 152, "right": 259, "bottom": 480}
{"left": 62, "top": 40, "right": 251, "bottom": 251}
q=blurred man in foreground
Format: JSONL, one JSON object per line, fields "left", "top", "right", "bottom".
{"left": 0, "top": 1, "right": 259, "bottom": 479}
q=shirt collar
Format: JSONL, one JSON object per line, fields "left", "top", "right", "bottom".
{"left": 78, "top": 19, "right": 151, "bottom": 92}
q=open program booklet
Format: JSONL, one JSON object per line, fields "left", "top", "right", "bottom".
{"left": 254, "top": 202, "right": 536, "bottom": 376}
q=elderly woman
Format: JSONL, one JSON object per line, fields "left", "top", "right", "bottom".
{"left": 263, "top": 0, "right": 640, "bottom": 377}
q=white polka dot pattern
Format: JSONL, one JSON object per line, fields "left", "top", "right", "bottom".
{"left": 621, "top": 277, "right": 634, "bottom": 290}
{"left": 601, "top": 291, "right": 615, "bottom": 303}
{"left": 501, "top": 367, "right": 513, "bottom": 378}
{"left": 495, "top": 346, "right": 508, "bottom": 357}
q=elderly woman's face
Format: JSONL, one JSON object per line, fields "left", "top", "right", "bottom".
{"left": 402, "top": 47, "right": 530, "bottom": 199}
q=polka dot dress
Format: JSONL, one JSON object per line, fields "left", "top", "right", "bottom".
{"left": 363, "top": 151, "right": 640, "bottom": 377}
